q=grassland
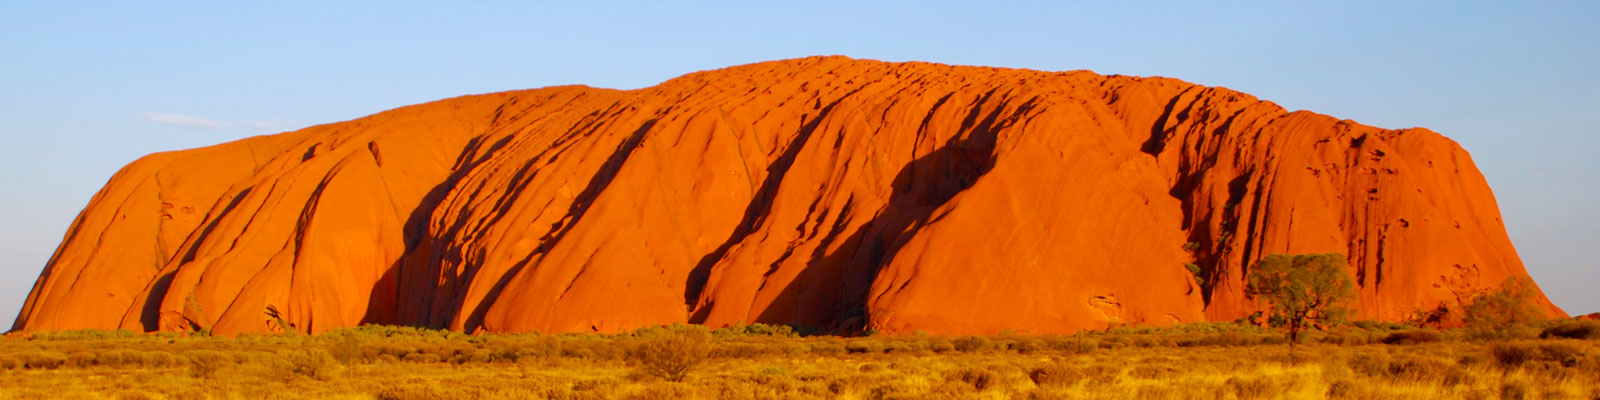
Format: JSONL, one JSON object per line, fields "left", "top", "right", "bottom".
{"left": 1, "top": 320, "right": 1597, "bottom": 400}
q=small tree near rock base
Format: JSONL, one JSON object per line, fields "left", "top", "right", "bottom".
{"left": 1463, "top": 276, "right": 1546, "bottom": 339}
{"left": 629, "top": 326, "right": 712, "bottom": 382}
{"left": 1247, "top": 253, "right": 1358, "bottom": 345}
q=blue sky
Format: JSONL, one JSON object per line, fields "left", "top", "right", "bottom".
{"left": 2, "top": 2, "right": 1596, "bottom": 326}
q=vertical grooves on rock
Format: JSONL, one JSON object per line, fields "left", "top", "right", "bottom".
{"left": 13, "top": 57, "right": 1565, "bottom": 335}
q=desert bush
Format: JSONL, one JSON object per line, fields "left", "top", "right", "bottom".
{"left": 1464, "top": 277, "right": 1546, "bottom": 340}
{"left": 534, "top": 335, "right": 563, "bottom": 358}
{"left": 139, "top": 350, "right": 185, "bottom": 368}
{"left": 713, "top": 342, "right": 774, "bottom": 359}
{"left": 29, "top": 329, "right": 140, "bottom": 340}
{"left": 713, "top": 323, "right": 800, "bottom": 338}
{"left": 1044, "top": 336, "right": 1099, "bottom": 353}
{"left": 1130, "top": 336, "right": 1158, "bottom": 348}
{"left": 186, "top": 350, "right": 233, "bottom": 379}
{"left": 1484, "top": 341, "right": 1587, "bottom": 374}
{"left": 15, "top": 351, "right": 67, "bottom": 369}
{"left": 94, "top": 349, "right": 138, "bottom": 367}
{"left": 1491, "top": 342, "right": 1537, "bottom": 371}
{"left": 1540, "top": 320, "right": 1600, "bottom": 340}
{"left": 334, "top": 331, "right": 362, "bottom": 364}
{"left": 1224, "top": 376, "right": 1281, "bottom": 400}
{"left": 451, "top": 348, "right": 493, "bottom": 364}
{"left": 361, "top": 342, "right": 411, "bottom": 359}
{"left": 403, "top": 352, "right": 441, "bottom": 363}
{"left": 8, "top": 323, "right": 1598, "bottom": 399}
{"left": 881, "top": 339, "right": 920, "bottom": 353}
{"left": 1196, "top": 332, "right": 1258, "bottom": 347}
{"left": 1024, "top": 363, "right": 1075, "bottom": 384}
{"left": 66, "top": 351, "right": 97, "bottom": 367}
{"left": 1380, "top": 329, "right": 1443, "bottom": 345}
{"left": 1351, "top": 320, "right": 1409, "bottom": 331}
{"left": 114, "top": 390, "right": 159, "bottom": 400}
{"left": 620, "top": 382, "right": 697, "bottom": 400}
{"left": 1029, "top": 362, "right": 1119, "bottom": 388}
{"left": 273, "top": 348, "right": 341, "bottom": 381}
{"left": 1128, "top": 364, "right": 1177, "bottom": 380}
{"left": 952, "top": 336, "right": 991, "bottom": 352}
{"left": 1326, "top": 379, "right": 1362, "bottom": 399}
{"left": 809, "top": 343, "right": 846, "bottom": 356}
{"left": 1319, "top": 330, "right": 1370, "bottom": 346}
{"left": 1258, "top": 335, "right": 1289, "bottom": 345}
{"left": 826, "top": 375, "right": 875, "bottom": 395}
{"left": 843, "top": 340, "right": 882, "bottom": 354}
{"left": 374, "top": 384, "right": 478, "bottom": 400}
{"left": 628, "top": 326, "right": 712, "bottom": 382}
{"left": 1500, "top": 379, "right": 1531, "bottom": 400}
{"left": 948, "top": 367, "right": 999, "bottom": 391}
{"left": 1385, "top": 355, "right": 1470, "bottom": 387}
{"left": 1347, "top": 353, "right": 1391, "bottom": 377}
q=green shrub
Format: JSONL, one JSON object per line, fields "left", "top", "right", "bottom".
{"left": 130, "top": 350, "right": 184, "bottom": 368}
{"left": 1491, "top": 343, "right": 1537, "bottom": 370}
{"left": 273, "top": 349, "right": 341, "bottom": 381}
{"left": 1385, "top": 356, "right": 1469, "bottom": 387}
{"left": 374, "top": 384, "right": 478, "bottom": 400}
{"left": 1224, "top": 376, "right": 1281, "bottom": 400}
{"left": 1380, "top": 330, "right": 1442, "bottom": 345}
{"left": 826, "top": 375, "right": 875, "bottom": 395}
{"left": 1028, "top": 363, "right": 1077, "bottom": 387}
{"left": 402, "top": 352, "right": 441, "bottom": 363}
{"left": 1318, "top": 330, "right": 1369, "bottom": 346}
{"left": 1185, "top": 262, "right": 1206, "bottom": 286}
{"left": 1326, "top": 379, "right": 1362, "bottom": 399}
{"left": 16, "top": 351, "right": 67, "bottom": 369}
{"left": 114, "top": 390, "right": 158, "bottom": 400}
{"left": 66, "top": 351, "right": 97, "bottom": 367}
{"left": 1501, "top": 379, "right": 1531, "bottom": 400}
{"left": 713, "top": 323, "right": 799, "bottom": 338}
{"left": 1540, "top": 320, "right": 1600, "bottom": 340}
{"left": 948, "top": 367, "right": 999, "bottom": 391}
{"left": 952, "top": 336, "right": 990, "bottom": 352}
{"left": 95, "top": 349, "right": 137, "bottom": 367}
{"left": 1347, "top": 353, "right": 1391, "bottom": 377}
{"left": 187, "top": 350, "right": 232, "bottom": 379}
{"left": 334, "top": 331, "right": 362, "bottom": 364}
{"left": 843, "top": 340, "right": 882, "bottom": 354}
{"left": 1197, "top": 332, "right": 1257, "bottom": 347}
{"left": 1464, "top": 277, "right": 1546, "bottom": 340}
{"left": 1128, "top": 365, "right": 1177, "bottom": 380}
{"left": 628, "top": 326, "right": 711, "bottom": 382}
{"left": 29, "top": 329, "right": 140, "bottom": 340}
{"left": 1009, "top": 339, "right": 1044, "bottom": 354}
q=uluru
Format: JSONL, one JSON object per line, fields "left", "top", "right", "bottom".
{"left": 9, "top": 56, "right": 1566, "bottom": 336}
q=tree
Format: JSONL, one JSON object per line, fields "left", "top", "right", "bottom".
{"left": 1463, "top": 276, "right": 1545, "bottom": 339}
{"left": 1246, "top": 253, "right": 1357, "bottom": 345}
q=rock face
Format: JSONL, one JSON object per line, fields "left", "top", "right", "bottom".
{"left": 11, "top": 57, "right": 1565, "bottom": 336}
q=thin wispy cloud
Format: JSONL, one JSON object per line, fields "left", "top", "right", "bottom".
{"left": 142, "top": 112, "right": 276, "bottom": 130}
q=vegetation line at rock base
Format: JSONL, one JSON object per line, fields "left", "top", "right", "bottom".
{"left": 2, "top": 318, "right": 1598, "bottom": 399}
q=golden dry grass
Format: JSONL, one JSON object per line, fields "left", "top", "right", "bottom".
{"left": 1, "top": 322, "right": 1597, "bottom": 400}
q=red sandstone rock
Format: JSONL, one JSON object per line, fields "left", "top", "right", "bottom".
{"left": 10, "top": 57, "right": 1564, "bottom": 336}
